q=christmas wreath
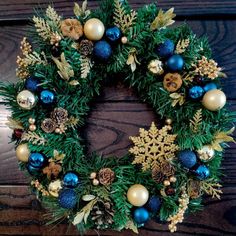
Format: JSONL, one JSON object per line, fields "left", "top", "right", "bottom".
{"left": 0, "top": 0, "right": 235, "bottom": 233}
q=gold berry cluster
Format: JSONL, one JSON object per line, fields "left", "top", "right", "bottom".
{"left": 31, "top": 179, "right": 49, "bottom": 196}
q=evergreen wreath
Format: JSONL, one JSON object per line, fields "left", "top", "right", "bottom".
{"left": 0, "top": 0, "right": 235, "bottom": 233}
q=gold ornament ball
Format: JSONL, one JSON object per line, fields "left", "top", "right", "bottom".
{"left": 121, "top": 36, "right": 128, "bottom": 44}
{"left": 16, "top": 143, "right": 30, "bottom": 162}
{"left": 84, "top": 18, "right": 105, "bottom": 41}
{"left": 90, "top": 172, "right": 97, "bottom": 179}
{"left": 28, "top": 117, "right": 35, "bottom": 124}
{"left": 163, "top": 180, "right": 171, "bottom": 186}
{"left": 165, "top": 118, "right": 173, "bottom": 125}
{"left": 16, "top": 90, "right": 37, "bottom": 110}
{"left": 29, "top": 124, "right": 36, "bottom": 131}
{"left": 127, "top": 184, "right": 149, "bottom": 207}
{"left": 93, "top": 179, "right": 100, "bottom": 186}
{"left": 48, "top": 180, "right": 62, "bottom": 197}
{"left": 202, "top": 89, "right": 226, "bottom": 111}
{"left": 55, "top": 128, "right": 61, "bottom": 133}
{"left": 169, "top": 176, "right": 177, "bottom": 183}
{"left": 197, "top": 145, "right": 215, "bottom": 162}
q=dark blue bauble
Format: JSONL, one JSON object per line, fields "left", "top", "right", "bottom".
{"left": 146, "top": 196, "right": 161, "bottom": 213}
{"left": 63, "top": 172, "right": 80, "bottom": 188}
{"left": 58, "top": 189, "right": 77, "bottom": 209}
{"left": 29, "top": 153, "right": 45, "bottom": 168}
{"left": 189, "top": 86, "right": 204, "bottom": 99}
{"left": 27, "top": 164, "right": 40, "bottom": 175}
{"left": 203, "top": 82, "right": 217, "bottom": 93}
{"left": 93, "top": 41, "right": 112, "bottom": 61}
{"left": 166, "top": 55, "right": 184, "bottom": 71}
{"left": 194, "top": 165, "right": 210, "bottom": 180}
{"left": 133, "top": 207, "right": 149, "bottom": 224}
{"left": 40, "top": 90, "right": 55, "bottom": 105}
{"left": 178, "top": 150, "right": 197, "bottom": 169}
{"left": 106, "top": 26, "right": 121, "bottom": 42}
{"left": 25, "top": 77, "right": 41, "bottom": 92}
{"left": 155, "top": 39, "right": 175, "bottom": 58}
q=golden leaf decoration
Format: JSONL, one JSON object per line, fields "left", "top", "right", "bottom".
{"left": 125, "top": 220, "right": 138, "bottom": 234}
{"left": 74, "top": 0, "right": 91, "bottom": 19}
{"left": 46, "top": 5, "right": 61, "bottom": 29}
{"left": 170, "top": 93, "right": 185, "bottom": 107}
{"left": 33, "top": 16, "right": 52, "bottom": 41}
{"left": 126, "top": 48, "right": 140, "bottom": 72}
{"left": 150, "top": 8, "right": 176, "bottom": 31}
{"left": 175, "top": 38, "right": 190, "bottom": 54}
{"left": 80, "top": 56, "right": 92, "bottom": 79}
{"left": 190, "top": 109, "right": 202, "bottom": 133}
{"left": 25, "top": 51, "right": 48, "bottom": 66}
{"left": 200, "top": 179, "right": 223, "bottom": 199}
{"left": 6, "top": 117, "right": 24, "bottom": 130}
{"left": 21, "top": 132, "right": 46, "bottom": 146}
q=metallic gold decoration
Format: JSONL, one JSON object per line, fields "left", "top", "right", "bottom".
{"left": 148, "top": 59, "right": 164, "bottom": 75}
{"left": 16, "top": 143, "right": 30, "bottom": 162}
{"left": 127, "top": 184, "right": 149, "bottom": 207}
{"left": 84, "top": 18, "right": 105, "bottom": 41}
{"left": 48, "top": 180, "right": 62, "bottom": 197}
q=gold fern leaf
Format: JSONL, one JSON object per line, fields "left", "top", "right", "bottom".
{"left": 175, "top": 39, "right": 190, "bottom": 54}
{"left": 190, "top": 109, "right": 202, "bottom": 133}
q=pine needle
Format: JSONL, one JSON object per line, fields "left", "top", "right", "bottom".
{"left": 190, "top": 109, "right": 202, "bottom": 133}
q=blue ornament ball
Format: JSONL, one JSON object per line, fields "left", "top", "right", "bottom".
{"left": 25, "top": 77, "right": 41, "bottom": 92}
{"left": 58, "top": 189, "right": 77, "bottom": 209}
{"left": 189, "top": 86, "right": 204, "bottom": 99}
{"left": 155, "top": 39, "right": 174, "bottom": 58}
{"left": 63, "top": 172, "right": 80, "bottom": 188}
{"left": 93, "top": 40, "right": 112, "bottom": 61}
{"left": 133, "top": 207, "right": 149, "bottom": 224}
{"left": 203, "top": 82, "right": 217, "bottom": 93}
{"left": 40, "top": 90, "right": 55, "bottom": 105}
{"left": 178, "top": 150, "right": 197, "bottom": 169}
{"left": 27, "top": 164, "right": 40, "bottom": 175}
{"left": 29, "top": 153, "right": 45, "bottom": 168}
{"left": 194, "top": 165, "right": 210, "bottom": 180}
{"left": 167, "top": 55, "right": 184, "bottom": 71}
{"left": 106, "top": 26, "right": 121, "bottom": 42}
{"left": 146, "top": 196, "right": 161, "bottom": 213}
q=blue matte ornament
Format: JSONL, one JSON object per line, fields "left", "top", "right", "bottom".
{"left": 58, "top": 189, "right": 77, "bottom": 209}
{"left": 189, "top": 86, "right": 204, "bottom": 99}
{"left": 40, "top": 90, "right": 55, "bottom": 105}
{"left": 166, "top": 55, "right": 184, "bottom": 71}
{"left": 178, "top": 150, "right": 197, "bottom": 169}
{"left": 155, "top": 39, "right": 175, "bottom": 58}
{"left": 106, "top": 26, "right": 121, "bottom": 42}
{"left": 25, "top": 77, "right": 41, "bottom": 92}
{"left": 63, "top": 172, "right": 80, "bottom": 188}
{"left": 203, "top": 82, "right": 217, "bottom": 92}
{"left": 133, "top": 207, "right": 149, "bottom": 224}
{"left": 194, "top": 165, "right": 210, "bottom": 180}
{"left": 27, "top": 164, "right": 40, "bottom": 175}
{"left": 93, "top": 40, "right": 112, "bottom": 61}
{"left": 29, "top": 153, "right": 45, "bottom": 168}
{"left": 146, "top": 196, "right": 161, "bottom": 213}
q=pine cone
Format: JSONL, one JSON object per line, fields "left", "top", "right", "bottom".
{"left": 187, "top": 179, "right": 201, "bottom": 199}
{"left": 152, "top": 162, "right": 175, "bottom": 183}
{"left": 41, "top": 118, "right": 57, "bottom": 133}
{"left": 51, "top": 108, "right": 68, "bottom": 124}
{"left": 80, "top": 40, "right": 93, "bottom": 56}
{"left": 98, "top": 168, "right": 115, "bottom": 186}
{"left": 162, "top": 162, "right": 175, "bottom": 177}
{"left": 152, "top": 167, "right": 165, "bottom": 183}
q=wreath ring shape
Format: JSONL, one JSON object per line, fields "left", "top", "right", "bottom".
{"left": 0, "top": 0, "right": 235, "bottom": 233}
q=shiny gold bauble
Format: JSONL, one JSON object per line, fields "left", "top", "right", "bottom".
{"left": 84, "top": 18, "right": 105, "bottom": 41}
{"left": 165, "top": 118, "right": 173, "bottom": 125}
{"left": 169, "top": 176, "right": 177, "bottom": 183}
{"left": 16, "top": 90, "right": 37, "bottom": 110}
{"left": 202, "top": 89, "right": 226, "bottom": 111}
{"left": 92, "top": 179, "right": 100, "bottom": 186}
{"left": 127, "top": 184, "right": 149, "bottom": 207}
{"left": 29, "top": 124, "right": 36, "bottom": 131}
{"left": 16, "top": 143, "right": 30, "bottom": 162}
{"left": 197, "top": 145, "right": 215, "bottom": 162}
{"left": 48, "top": 180, "right": 62, "bottom": 197}
{"left": 163, "top": 180, "right": 171, "bottom": 186}
{"left": 90, "top": 172, "right": 97, "bottom": 179}
{"left": 121, "top": 36, "right": 128, "bottom": 44}
{"left": 28, "top": 117, "right": 35, "bottom": 124}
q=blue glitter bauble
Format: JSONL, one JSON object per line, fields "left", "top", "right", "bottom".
{"left": 58, "top": 189, "right": 77, "bottom": 209}
{"left": 146, "top": 196, "right": 161, "bottom": 213}
{"left": 29, "top": 153, "right": 45, "bottom": 168}
{"left": 133, "top": 207, "right": 149, "bottom": 224}
{"left": 63, "top": 172, "right": 80, "bottom": 188}
{"left": 178, "top": 150, "right": 197, "bottom": 169}
{"left": 195, "top": 165, "right": 210, "bottom": 180}
{"left": 40, "top": 90, "right": 55, "bottom": 105}
{"left": 106, "top": 26, "right": 121, "bottom": 42}
{"left": 189, "top": 86, "right": 204, "bottom": 99}
{"left": 203, "top": 82, "right": 217, "bottom": 92}
{"left": 155, "top": 39, "right": 174, "bottom": 58}
{"left": 93, "top": 41, "right": 112, "bottom": 61}
{"left": 27, "top": 164, "right": 40, "bottom": 175}
{"left": 166, "top": 55, "right": 184, "bottom": 71}
{"left": 25, "top": 77, "right": 40, "bottom": 92}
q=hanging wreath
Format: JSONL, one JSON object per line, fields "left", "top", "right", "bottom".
{"left": 0, "top": 0, "right": 235, "bottom": 233}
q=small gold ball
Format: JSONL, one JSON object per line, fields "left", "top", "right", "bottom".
{"left": 169, "top": 176, "right": 177, "bottom": 183}
{"left": 55, "top": 128, "right": 61, "bottom": 133}
{"left": 93, "top": 179, "right": 100, "bottom": 186}
{"left": 28, "top": 117, "right": 35, "bottom": 124}
{"left": 84, "top": 18, "right": 105, "bottom": 41}
{"left": 165, "top": 118, "right": 172, "bottom": 125}
{"left": 163, "top": 180, "right": 171, "bottom": 186}
{"left": 29, "top": 124, "right": 36, "bottom": 131}
{"left": 90, "top": 172, "right": 97, "bottom": 179}
{"left": 121, "top": 36, "right": 128, "bottom": 44}
{"left": 16, "top": 143, "right": 30, "bottom": 162}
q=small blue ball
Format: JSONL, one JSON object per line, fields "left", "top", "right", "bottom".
{"left": 167, "top": 55, "right": 184, "bottom": 71}
{"left": 27, "top": 164, "right": 40, "bottom": 175}
{"left": 203, "top": 82, "right": 217, "bottom": 93}
{"left": 155, "top": 39, "right": 175, "bottom": 58}
{"left": 63, "top": 172, "right": 80, "bottom": 188}
{"left": 29, "top": 153, "right": 45, "bottom": 168}
{"left": 40, "top": 90, "right": 55, "bottom": 105}
{"left": 178, "top": 150, "right": 197, "bottom": 169}
{"left": 106, "top": 26, "right": 121, "bottom": 42}
{"left": 25, "top": 77, "right": 41, "bottom": 92}
{"left": 93, "top": 41, "right": 112, "bottom": 61}
{"left": 133, "top": 207, "right": 149, "bottom": 224}
{"left": 146, "top": 196, "right": 161, "bottom": 213}
{"left": 58, "top": 189, "right": 77, "bottom": 209}
{"left": 189, "top": 86, "right": 204, "bottom": 99}
{"left": 195, "top": 165, "right": 210, "bottom": 180}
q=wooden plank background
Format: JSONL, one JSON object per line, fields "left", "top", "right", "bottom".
{"left": 0, "top": 0, "right": 236, "bottom": 235}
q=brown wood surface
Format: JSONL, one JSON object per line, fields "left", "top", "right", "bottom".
{"left": 0, "top": 0, "right": 236, "bottom": 235}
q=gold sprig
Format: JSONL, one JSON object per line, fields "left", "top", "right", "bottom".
{"left": 6, "top": 117, "right": 24, "bottom": 130}
{"left": 169, "top": 93, "right": 185, "bottom": 107}
{"left": 31, "top": 180, "right": 49, "bottom": 196}
{"left": 113, "top": 0, "right": 137, "bottom": 33}
{"left": 200, "top": 179, "right": 223, "bottom": 199}
{"left": 25, "top": 51, "right": 48, "bottom": 66}
{"left": 150, "top": 8, "right": 176, "bottom": 31}
{"left": 46, "top": 5, "right": 61, "bottom": 29}
{"left": 48, "top": 150, "right": 65, "bottom": 164}
{"left": 125, "top": 220, "right": 138, "bottom": 234}
{"left": 80, "top": 56, "right": 92, "bottom": 79}
{"left": 73, "top": 0, "right": 91, "bottom": 19}
{"left": 175, "top": 39, "right": 190, "bottom": 54}
{"left": 190, "top": 109, "right": 202, "bottom": 133}
{"left": 33, "top": 16, "right": 52, "bottom": 41}
{"left": 65, "top": 116, "right": 80, "bottom": 129}
{"left": 126, "top": 48, "right": 139, "bottom": 72}
{"left": 21, "top": 131, "right": 46, "bottom": 145}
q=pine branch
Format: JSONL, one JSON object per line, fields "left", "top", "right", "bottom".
{"left": 190, "top": 109, "right": 202, "bottom": 133}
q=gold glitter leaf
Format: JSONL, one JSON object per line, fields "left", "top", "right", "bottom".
{"left": 190, "top": 109, "right": 202, "bottom": 133}
{"left": 170, "top": 93, "right": 185, "bottom": 107}
{"left": 80, "top": 56, "right": 92, "bottom": 79}
{"left": 74, "top": 1, "right": 91, "bottom": 19}
{"left": 200, "top": 179, "right": 223, "bottom": 199}
{"left": 6, "top": 117, "right": 24, "bottom": 130}
{"left": 175, "top": 38, "right": 190, "bottom": 54}
{"left": 22, "top": 131, "right": 46, "bottom": 145}
{"left": 46, "top": 5, "right": 61, "bottom": 29}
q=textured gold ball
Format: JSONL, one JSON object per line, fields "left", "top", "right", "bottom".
{"left": 29, "top": 124, "right": 36, "bottom": 131}
{"left": 28, "top": 117, "right": 35, "bottom": 124}
{"left": 16, "top": 90, "right": 37, "bottom": 110}
{"left": 90, "top": 172, "right": 97, "bottom": 179}
{"left": 16, "top": 143, "right": 30, "bottom": 162}
{"left": 121, "top": 36, "right": 128, "bottom": 44}
{"left": 84, "top": 18, "right": 105, "bottom": 41}
{"left": 48, "top": 180, "right": 62, "bottom": 197}
{"left": 169, "top": 176, "right": 177, "bottom": 183}
{"left": 55, "top": 128, "right": 61, "bottom": 133}
{"left": 127, "top": 184, "right": 149, "bottom": 207}
{"left": 93, "top": 179, "right": 100, "bottom": 186}
{"left": 202, "top": 89, "right": 226, "bottom": 111}
{"left": 163, "top": 180, "right": 171, "bottom": 186}
{"left": 165, "top": 118, "right": 173, "bottom": 125}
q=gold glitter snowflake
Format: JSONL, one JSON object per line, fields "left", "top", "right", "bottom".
{"left": 129, "top": 122, "right": 179, "bottom": 171}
